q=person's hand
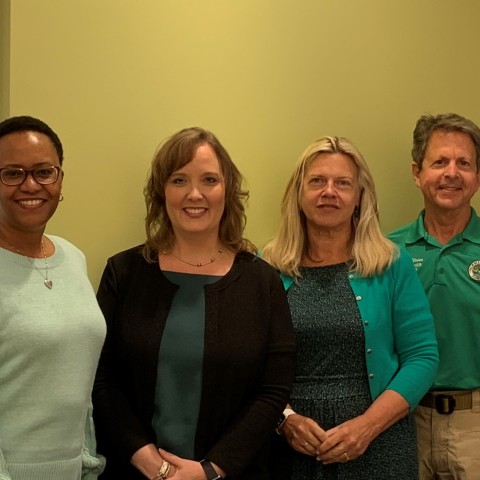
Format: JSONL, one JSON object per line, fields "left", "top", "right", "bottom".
{"left": 131, "top": 443, "right": 169, "bottom": 479}
{"left": 316, "top": 390, "right": 410, "bottom": 464}
{"left": 159, "top": 449, "right": 225, "bottom": 479}
{"left": 279, "top": 413, "right": 327, "bottom": 456}
{"left": 315, "top": 414, "right": 374, "bottom": 464}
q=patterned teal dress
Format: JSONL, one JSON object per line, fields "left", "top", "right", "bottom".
{"left": 269, "top": 264, "right": 417, "bottom": 480}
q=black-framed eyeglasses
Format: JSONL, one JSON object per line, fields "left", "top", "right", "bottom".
{"left": 0, "top": 166, "right": 62, "bottom": 186}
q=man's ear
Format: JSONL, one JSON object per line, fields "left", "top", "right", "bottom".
{"left": 412, "top": 162, "right": 421, "bottom": 188}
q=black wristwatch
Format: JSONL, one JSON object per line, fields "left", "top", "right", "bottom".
{"left": 200, "top": 459, "right": 223, "bottom": 480}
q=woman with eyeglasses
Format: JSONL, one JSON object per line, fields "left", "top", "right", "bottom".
{"left": 0, "top": 116, "right": 106, "bottom": 479}
{"left": 92, "top": 127, "right": 295, "bottom": 480}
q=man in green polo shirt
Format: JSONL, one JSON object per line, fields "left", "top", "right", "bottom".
{"left": 389, "top": 112, "right": 480, "bottom": 479}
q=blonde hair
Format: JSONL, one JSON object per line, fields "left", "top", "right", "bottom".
{"left": 143, "top": 127, "right": 256, "bottom": 262}
{"left": 263, "top": 136, "right": 398, "bottom": 278}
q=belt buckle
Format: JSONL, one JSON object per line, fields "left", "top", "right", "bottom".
{"left": 435, "top": 394, "right": 456, "bottom": 414}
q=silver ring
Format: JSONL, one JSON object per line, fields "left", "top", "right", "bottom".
{"left": 303, "top": 441, "right": 310, "bottom": 448}
{"left": 343, "top": 452, "right": 349, "bottom": 461}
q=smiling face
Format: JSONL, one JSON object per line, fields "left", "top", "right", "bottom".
{"left": 0, "top": 131, "right": 63, "bottom": 237}
{"left": 413, "top": 130, "right": 480, "bottom": 215}
{"left": 164, "top": 143, "right": 225, "bottom": 240}
{"left": 300, "top": 153, "right": 360, "bottom": 234}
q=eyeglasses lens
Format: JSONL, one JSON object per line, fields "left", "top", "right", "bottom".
{"left": 0, "top": 167, "right": 59, "bottom": 185}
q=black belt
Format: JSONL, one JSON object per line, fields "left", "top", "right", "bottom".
{"left": 419, "top": 390, "right": 473, "bottom": 414}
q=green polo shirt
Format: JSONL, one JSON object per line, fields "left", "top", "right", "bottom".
{"left": 389, "top": 208, "right": 480, "bottom": 390}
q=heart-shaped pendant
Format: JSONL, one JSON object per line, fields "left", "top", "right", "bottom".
{"left": 44, "top": 279, "right": 53, "bottom": 289}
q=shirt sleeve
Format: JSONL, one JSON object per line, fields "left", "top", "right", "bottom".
{"left": 92, "top": 257, "right": 156, "bottom": 463}
{"left": 0, "top": 439, "right": 12, "bottom": 480}
{"left": 204, "top": 265, "right": 296, "bottom": 476}
{"left": 386, "top": 248, "right": 439, "bottom": 408}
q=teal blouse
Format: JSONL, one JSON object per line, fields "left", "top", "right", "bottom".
{"left": 152, "top": 272, "right": 220, "bottom": 458}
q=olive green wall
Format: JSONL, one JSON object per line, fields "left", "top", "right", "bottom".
{"left": 2, "top": 0, "right": 480, "bottom": 287}
{"left": 0, "top": 0, "right": 9, "bottom": 118}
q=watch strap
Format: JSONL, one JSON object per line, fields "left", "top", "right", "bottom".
{"left": 200, "top": 459, "right": 223, "bottom": 480}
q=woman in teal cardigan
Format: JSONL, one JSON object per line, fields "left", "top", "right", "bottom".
{"left": 264, "top": 136, "right": 439, "bottom": 480}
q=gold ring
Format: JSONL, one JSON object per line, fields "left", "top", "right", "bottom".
{"left": 343, "top": 452, "right": 349, "bottom": 461}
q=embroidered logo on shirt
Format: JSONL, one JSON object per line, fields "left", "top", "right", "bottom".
{"left": 468, "top": 260, "right": 480, "bottom": 282}
{"left": 412, "top": 257, "right": 423, "bottom": 271}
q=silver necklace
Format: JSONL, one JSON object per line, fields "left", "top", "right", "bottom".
{"left": 39, "top": 238, "right": 52, "bottom": 289}
{"left": 0, "top": 234, "right": 52, "bottom": 289}
{"left": 162, "top": 249, "right": 223, "bottom": 267}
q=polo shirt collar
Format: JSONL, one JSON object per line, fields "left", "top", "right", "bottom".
{"left": 403, "top": 210, "right": 428, "bottom": 244}
{"left": 406, "top": 208, "right": 480, "bottom": 245}
{"left": 462, "top": 208, "right": 480, "bottom": 244}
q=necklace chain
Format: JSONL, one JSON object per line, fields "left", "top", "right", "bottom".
{"left": 40, "top": 238, "right": 52, "bottom": 288}
{"left": 162, "top": 249, "right": 223, "bottom": 267}
{"left": 0, "top": 233, "right": 52, "bottom": 289}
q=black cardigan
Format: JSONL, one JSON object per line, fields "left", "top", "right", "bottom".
{"left": 93, "top": 246, "right": 295, "bottom": 479}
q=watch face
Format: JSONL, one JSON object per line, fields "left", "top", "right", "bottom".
{"left": 275, "top": 413, "right": 285, "bottom": 429}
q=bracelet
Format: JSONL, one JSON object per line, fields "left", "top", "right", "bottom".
{"left": 151, "top": 460, "right": 171, "bottom": 480}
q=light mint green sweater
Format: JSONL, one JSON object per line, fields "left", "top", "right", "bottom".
{"left": 0, "top": 236, "right": 106, "bottom": 480}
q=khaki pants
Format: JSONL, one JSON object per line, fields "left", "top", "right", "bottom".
{"left": 415, "top": 390, "right": 480, "bottom": 479}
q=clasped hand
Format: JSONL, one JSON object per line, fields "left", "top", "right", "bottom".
{"left": 159, "top": 449, "right": 225, "bottom": 479}
{"left": 281, "top": 413, "right": 374, "bottom": 464}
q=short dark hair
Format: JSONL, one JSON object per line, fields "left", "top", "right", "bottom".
{"left": 0, "top": 115, "right": 63, "bottom": 164}
{"left": 412, "top": 113, "right": 480, "bottom": 170}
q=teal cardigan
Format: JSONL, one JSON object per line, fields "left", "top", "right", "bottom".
{"left": 281, "top": 248, "right": 439, "bottom": 409}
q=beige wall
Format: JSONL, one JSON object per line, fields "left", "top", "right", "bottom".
{"left": 2, "top": 0, "right": 480, "bottom": 287}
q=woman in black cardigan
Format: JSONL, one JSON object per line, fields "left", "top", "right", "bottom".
{"left": 93, "top": 127, "right": 295, "bottom": 480}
